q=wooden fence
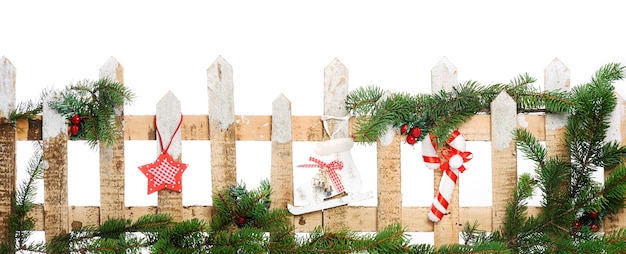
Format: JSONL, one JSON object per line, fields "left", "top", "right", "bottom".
{"left": 1, "top": 55, "right": 625, "bottom": 248}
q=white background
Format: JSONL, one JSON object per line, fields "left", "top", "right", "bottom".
{"left": 2, "top": 0, "right": 626, "bottom": 245}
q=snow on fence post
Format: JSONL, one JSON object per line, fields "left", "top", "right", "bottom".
{"left": 322, "top": 58, "right": 350, "bottom": 231}
{"left": 0, "top": 56, "right": 16, "bottom": 245}
{"left": 490, "top": 91, "right": 517, "bottom": 233}
{"left": 270, "top": 94, "right": 293, "bottom": 222}
{"left": 544, "top": 58, "right": 570, "bottom": 160}
{"left": 42, "top": 94, "right": 70, "bottom": 242}
{"left": 98, "top": 57, "right": 126, "bottom": 222}
{"left": 376, "top": 91, "right": 403, "bottom": 231}
{"left": 155, "top": 91, "right": 184, "bottom": 222}
{"left": 430, "top": 57, "right": 459, "bottom": 246}
{"left": 207, "top": 56, "right": 237, "bottom": 193}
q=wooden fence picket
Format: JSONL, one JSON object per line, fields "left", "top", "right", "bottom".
{"left": 490, "top": 91, "right": 517, "bottom": 232}
{"left": 42, "top": 95, "right": 70, "bottom": 242}
{"left": 544, "top": 58, "right": 570, "bottom": 160}
{"left": 155, "top": 91, "right": 184, "bottom": 221}
{"left": 376, "top": 91, "right": 403, "bottom": 231}
{"left": 98, "top": 57, "right": 126, "bottom": 222}
{"left": 270, "top": 94, "right": 294, "bottom": 226}
{"left": 207, "top": 56, "right": 237, "bottom": 193}
{"left": 322, "top": 58, "right": 350, "bottom": 231}
{"left": 431, "top": 57, "right": 460, "bottom": 246}
{"left": 0, "top": 56, "right": 16, "bottom": 245}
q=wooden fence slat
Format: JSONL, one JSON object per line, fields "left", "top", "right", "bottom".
{"left": 490, "top": 91, "right": 517, "bottom": 232}
{"left": 207, "top": 56, "right": 237, "bottom": 193}
{"left": 322, "top": 58, "right": 350, "bottom": 231}
{"left": 98, "top": 57, "right": 126, "bottom": 223}
{"left": 376, "top": 91, "right": 402, "bottom": 230}
{"left": 544, "top": 58, "right": 570, "bottom": 160}
{"left": 42, "top": 94, "right": 70, "bottom": 242}
{"left": 604, "top": 92, "right": 626, "bottom": 232}
{"left": 431, "top": 57, "right": 459, "bottom": 246}
{"left": 155, "top": 91, "right": 184, "bottom": 221}
{"left": 0, "top": 56, "right": 16, "bottom": 245}
{"left": 270, "top": 94, "right": 295, "bottom": 226}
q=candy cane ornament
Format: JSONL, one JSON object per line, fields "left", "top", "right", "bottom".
{"left": 424, "top": 130, "right": 473, "bottom": 222}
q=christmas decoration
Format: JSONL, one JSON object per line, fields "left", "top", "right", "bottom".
{"left": 426, "top": 130, "right": 473, "bottom": 222}
{"left": 8, "top": 78, "right": 135, "bottom": 148}
{"left": 288, "top": 116, "right": 373, "bottom": 215}
{"left": 138, "top": 115, "right": 188, "bottom": 194}
{"left": 32, "top": 180, "right": 411, "bottom": 253}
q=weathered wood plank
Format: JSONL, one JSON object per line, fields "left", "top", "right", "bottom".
{"left": 376, "top": 91, "right": 402, "bottom": 231}
{"left": 0, "top": 56, "right": 16, "bottom": 245}
{"left": 207, "top": 56, "right": 237, "bottom": 193}
{"left": 430, "top": 57, "right": 460, "bottom": 246}
{"left": 270, "top": 94, "right": 293, "bottom": 214}
{"left": 155, "top": 91, "right": 184, "bottom": 222}
{"left": 42, "top": 95, "right": 70, "bottom": 242}
{"left": 544, "top": 58, "right": 570, "bottom": 160}
{"left": 490, "top": 91, "right": 518, "bottom": 232}
{"left": 322, "top": 58, "right": 350, "bottom": 231}
{"left": 604, "top": 92, "right": 626, "bottom": 232}
{"left": 98, "top": 57, "right": 126, "bottom": 222}
{"left": 18, "top": 114, "right": 547, "bottom": 142}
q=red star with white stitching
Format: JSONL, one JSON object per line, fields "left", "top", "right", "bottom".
{"left": 138, "top": 152, "right": 188, "bottom": 194}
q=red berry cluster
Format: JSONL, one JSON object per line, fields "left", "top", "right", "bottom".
{"left": 573, "top": 211, "right": 601, "bottom": 232}
{"left": 70, "top": 114, "right": 82, "bottom": 136}
{"left": 400, "top": 124, "right": 422, "bottom": 145}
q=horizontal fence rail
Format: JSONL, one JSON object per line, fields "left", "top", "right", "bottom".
{"left": 1, "top": 56, "right": 625, "bottom": 247}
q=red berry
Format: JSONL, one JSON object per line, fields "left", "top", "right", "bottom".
{"left": 573, "top": 221, "right": 582, "bottom": 229}
{"left": 406, "top": 135, "right": 417, "bottom": 145}
{"left": 235, "top": 216, "right": 246, "bottom": 226}
{"left": 70, "top": 124, "right": 80, "bottom": 136}
{"left": 400, "top": 124, "right": 408, "bottom": 134}
{"left": 71, "top": 114, "right": 81, "bottom": 125}
{"left": 588, "top": 211, "right": 599, "bottom": 219}
{"left": 590, "top": 223, "right": 600, "bottom": 232}
{"left": 410, "top": 127, "right": 422, "bottom": 138}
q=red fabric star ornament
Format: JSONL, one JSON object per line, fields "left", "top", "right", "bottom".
{"left": 139, "top": 152, "right": 188, "bottom": 194}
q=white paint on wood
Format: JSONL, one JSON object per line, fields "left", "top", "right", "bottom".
{"left": 544, "top": 58, "right": 570, "bottom": 91}
{"left": 491, "top": 91, "right": 517, "bottom": 150}
{"left": 156, "top": 91, "right": 182, "bottom": 159}
{"left": 544, "top": 58, "right": 570, "bottom": 130}
{"left": 323, "top": 58, "right": 349, "bottom": 138}
{"left": 517, "top": 114, "right": 528, "bottom": 128}
{"left": 0, "top": 56, "right": 16, "bottom": 119}
{"left": 271, "top": 94, "right": 292, "bottom": 144}
{"left": 99, "top": 57, "right": 123, "bottom": 82}
{"left": 431, "top": 57, "right": 458, "bottom": 93}
{"left": 99, "top": 57, "right": 125, "bottom": 116}
{"left": 42, "top": 95, "right": 67, "bottom": 140}
{"left": 207, "top": 56, "right": 235, "bottom": 131}
{"left": 606, "top": 94, "right": 623, "bottom": 143}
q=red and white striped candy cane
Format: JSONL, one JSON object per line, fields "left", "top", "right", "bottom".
{"left": 425, "top": 130, "right": 473, "bottom": 222}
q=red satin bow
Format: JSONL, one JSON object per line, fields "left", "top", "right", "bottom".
{"left": 298, "top": 157, "right": 345, "bottom": 192}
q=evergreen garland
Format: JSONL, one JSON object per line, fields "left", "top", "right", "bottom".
{"left": 9, "top": 78, "right": 135, "bottom": 148}
{"left": 345, "top": 74, "right": 572, "bottom": 146}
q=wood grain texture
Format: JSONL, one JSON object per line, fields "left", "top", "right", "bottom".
{"left": 207, "top": 56, "right": 238, "bottom": 196}
{"left": 0, "top": 56, "right": 15, "bottom": 245}
{"left": 155, "top": 91, "right": 184, "bottom": 222}
{"left": 431, "top": 56, "right": 460, "bottom": 246}
{"left": 322, "top": 58, "right": 350, "bottom": 231}
{"left": 99, "top": 57, "right": 126, "bottom": 222}
{"left": 270, "top": 95, "right": 294, "bottom": 213}
{"left": 377, "top": 133, "right": 402, "bottom": 230}
{"left": 490, "top": 91, "right": 518, "bottom": 232}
